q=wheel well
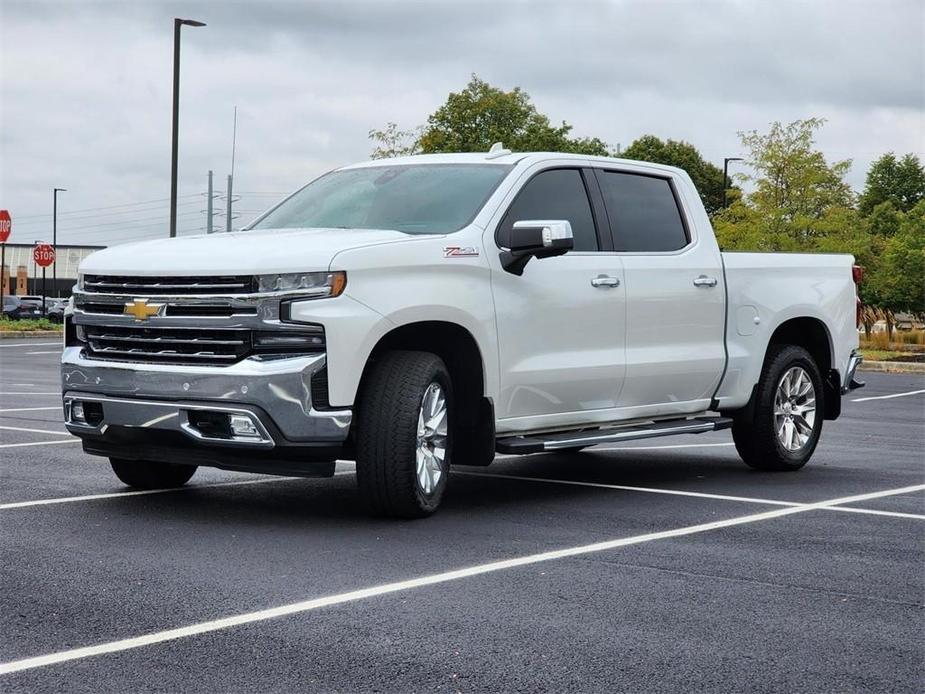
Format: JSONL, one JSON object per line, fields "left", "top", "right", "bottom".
{"left": 362, "top": 321, "right": 489, "bottom": 430}
{"left": 767, "top": 317, "right": 840, "bottom": 419}
{"left": 768, "top": 317, "right": 832, "bottom": 374}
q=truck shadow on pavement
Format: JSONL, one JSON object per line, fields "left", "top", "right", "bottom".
{"left": 90, "top": 449, "right": 772, "bottom": 527}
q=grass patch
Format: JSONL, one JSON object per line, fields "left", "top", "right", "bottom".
{"left": 860, "top": 329, "right": 925, "bottom": 351}
{"left": 0, "top": 317, "right": 62, "bottom": 332}
{"left": 860, "top": 349, "right": 907, "bottom": 362}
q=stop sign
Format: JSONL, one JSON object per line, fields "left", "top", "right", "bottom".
{"left": 33, "top": 242, "right": 55, "bottom": 267}
{"left": 0, "top": 210, "right": 10, "bottom": 243}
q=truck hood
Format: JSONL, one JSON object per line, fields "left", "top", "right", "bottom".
{"left": 79, "top": 227, "right": 415, "bottom": 276}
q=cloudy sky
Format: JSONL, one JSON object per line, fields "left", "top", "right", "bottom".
{"left": 1, "top": 0, "right": 922, "bottom": 247}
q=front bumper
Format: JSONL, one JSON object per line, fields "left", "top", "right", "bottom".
{"left": 61, "top": 346, "right": 352, "bottom": 448}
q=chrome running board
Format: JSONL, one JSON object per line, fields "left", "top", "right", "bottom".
{"left": 495, "top": 417, "right": 733, "bottom": 454}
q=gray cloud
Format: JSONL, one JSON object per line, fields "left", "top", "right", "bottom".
{"left": 1, "top": 0, "right": 922, "bottom": 246}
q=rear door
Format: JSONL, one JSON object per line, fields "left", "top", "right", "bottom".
{"left": 490, "top": 166, "right": 627, "bottom": 426}
{"left": 593, "top": 168, "right": 725, "bottom": 412}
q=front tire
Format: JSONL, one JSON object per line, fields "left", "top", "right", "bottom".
{"left": 109, "top": 458, "right": 197, "bottom": 489}
{"left": 732, "top": 345, "right": 824, "bottom": 471}
{"left": 355, "top": 351, "right": 453, "bottom": 518}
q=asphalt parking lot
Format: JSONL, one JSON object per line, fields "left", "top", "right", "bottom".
{"left": 1, "top": 342, "right": 923, "bottom": 693}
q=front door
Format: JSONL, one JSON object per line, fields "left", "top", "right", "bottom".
{"left": 489, "top": 167, "right": 627, "bottom": 429}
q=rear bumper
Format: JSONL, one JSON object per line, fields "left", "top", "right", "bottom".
{"left": 61, "top": 347, "right": 352, "bottom": 455}
{"left": 842, "top": 350, "right": 865, "bottom": 394}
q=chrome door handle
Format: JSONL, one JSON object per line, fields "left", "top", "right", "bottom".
{"left": 591, "top": 275, "right": 620, "bottom": 288}
{"left": 693, "top": 275, "right": 718, "bottom": 288}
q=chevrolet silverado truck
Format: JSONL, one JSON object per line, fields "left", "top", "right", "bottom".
{"left": 61, "top": 149, "right": 864, "bottom": 517}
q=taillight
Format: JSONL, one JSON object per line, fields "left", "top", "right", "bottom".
{"left": 853, "top": 264, "right": 863, "bottom": 327}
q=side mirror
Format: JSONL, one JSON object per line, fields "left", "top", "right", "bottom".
{"left": 500, "top": 220, "right": 574, "bottom": 275}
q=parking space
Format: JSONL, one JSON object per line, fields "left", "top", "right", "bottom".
{"left": 1, "top": 345, "right": 923, "bottom": 692}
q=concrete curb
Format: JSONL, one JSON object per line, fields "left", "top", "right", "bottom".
{"left": 858, "top": 360, "right": 925, "bottom": 374}
{"left": 0, "top": 331, "right": 63, "bottom": 340}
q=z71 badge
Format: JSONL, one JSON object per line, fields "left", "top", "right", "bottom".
{"left": 443, "top": 246, "right": 480, "bottom": 258}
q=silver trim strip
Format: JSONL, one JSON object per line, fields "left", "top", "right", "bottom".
{"left": 542, "top": 421, "right": 717, "bottom": 450}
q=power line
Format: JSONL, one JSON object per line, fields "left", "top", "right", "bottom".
{"left": 13, "top": 199, "right": 204, "bottom": 227}
{"left": 50, "top": 210, "right": 203, "bottom": 233}
{"left": 12, "top": 194, "right": 204, "bottom": 221}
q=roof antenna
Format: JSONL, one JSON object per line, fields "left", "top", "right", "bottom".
{"left": 486, "top": 141, "right": 511, "bottom": 159}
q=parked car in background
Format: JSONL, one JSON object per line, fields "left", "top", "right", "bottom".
{"left": 18, "top": 295, "right": 45, "bottom": 314}
{"left": 47, "top": 299, "right": 68, "bottom": 323}
{"left": 3, "top": 295, "right": 42, "bottom": 320}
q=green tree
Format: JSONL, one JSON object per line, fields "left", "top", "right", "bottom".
{"left": 858, "top": 153, "right": 925, "bottom": 215}
{"left": 368, "top": 122, "right": 422, "bottom": 159}
{"left": 864, "top": 200, "right": 902, "bottom": 236}
{"left": 714, "top": 118, "right": 855, "bottom": 252}
{"left": 867, "top": 201, "right": 925, "bottom": 315}
{"left": 369, "top": 75, "right": 610, "bottom": 158}
{"left": 622, "top": 135, "right": 727, "bottom": 215}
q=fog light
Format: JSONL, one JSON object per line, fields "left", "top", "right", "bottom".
{"left": 71, "top": 401, "right": 86, "bottom": 423}
{"left": 229, "top": 415, "right": 261, "bottom": 439}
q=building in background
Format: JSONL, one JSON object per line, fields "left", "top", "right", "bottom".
{"left": 0, "top": 243, "right": 105, "bottom": 298}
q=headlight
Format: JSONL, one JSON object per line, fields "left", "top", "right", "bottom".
{"left": 75, "top": 273, "right": 84, "bottom": 291}
{"left": 256, "top": 271, "right": 346, "bottom": 298}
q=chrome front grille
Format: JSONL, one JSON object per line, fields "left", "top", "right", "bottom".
{"left": 84, "top": 325, "right": 251, "bottom": 365}
{"left": 71, "top": 274, "right": 327, "bottom": 367}
{"left": 75, "top": 300, "right": 257, "bottom": 318}
{"left": 83, "top": 274, "right": 256, "bottom": 295}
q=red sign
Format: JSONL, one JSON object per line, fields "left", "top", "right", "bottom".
{"left": 0, "top": 210, "right": 10, "bottom": 243}
{"left": 33, "top": 243, "right": 55, "bottom": 267}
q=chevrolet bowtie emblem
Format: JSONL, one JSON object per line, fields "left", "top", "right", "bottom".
{"left": 123, "top": 298, "right": 164, "bottom": 322}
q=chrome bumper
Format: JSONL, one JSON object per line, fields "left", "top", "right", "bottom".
{"left": 61, "top": 346, "right": 351, "bottom": 447}
{"left": 842, "top": 350, "right": 865, "bottom": 394}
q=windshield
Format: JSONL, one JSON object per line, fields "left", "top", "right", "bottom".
{"left": 250, "top": 164, "right": 512, "bottom": 235}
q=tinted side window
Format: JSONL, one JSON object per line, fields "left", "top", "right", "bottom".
{"left": 597, "top": 171, "right": 688, "bottom": 252}
{"left": 499, "top": 169, "right": 598, "bottom": 251}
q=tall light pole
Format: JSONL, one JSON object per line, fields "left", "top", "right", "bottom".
{"left": 53, "top": 187, "right": 65, "bottom": 297}
{"left": 723, "top": 157, "right": 744, "bottom": 209}
{"left": 170, "top": 17, "right": 206, "bottom": 238}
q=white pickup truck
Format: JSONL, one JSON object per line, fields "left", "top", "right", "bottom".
{"left": 62, "top": 149, "right": 864, "bottom": 517}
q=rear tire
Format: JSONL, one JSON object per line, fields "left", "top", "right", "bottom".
{"left": 355, "top": 351, "right": 453, "bottom": 518}
{"left": 109, "top": 458, "right": 197, "bottom": 489}
{"left": 732, "top": 345, "right": 824, "bottom": 471}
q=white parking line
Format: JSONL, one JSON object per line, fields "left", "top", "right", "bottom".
{"left": 0, "top": 471, "right": 353, "bottom": 510}
{"left": 0, "top": 439, "right": 80, "bottom": 449}
{"left": 1, "top": 482, "right": 921, "bottom": 675}
{"left": 25, "top": 351, "right": 61, "bottom": 355}
{"left": 0, "top": 406, "right": 60, "bottom": 413}
{"left": 0, "top": 342, "right": 60, "bottom": 348}
{"left": 852, "top": 389, "right": 925, "bottom": 402}
{"left": 0, "top": 425, "right": 71, "bottom": 436}
{"left": 0, "top": 392, "right": 61, "bottom": 396}
{"left": 455, "top": 471, "right": 925, "bottom": 521}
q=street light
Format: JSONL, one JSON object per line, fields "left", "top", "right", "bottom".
{"left": 723, "top": 157, "right": 744, "bottom": 209}
{"left": 170, "top": 17, "right": 206, "bottom": 238}
{"left": 53, "top": 187, "right": 66, "bottom": 297}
